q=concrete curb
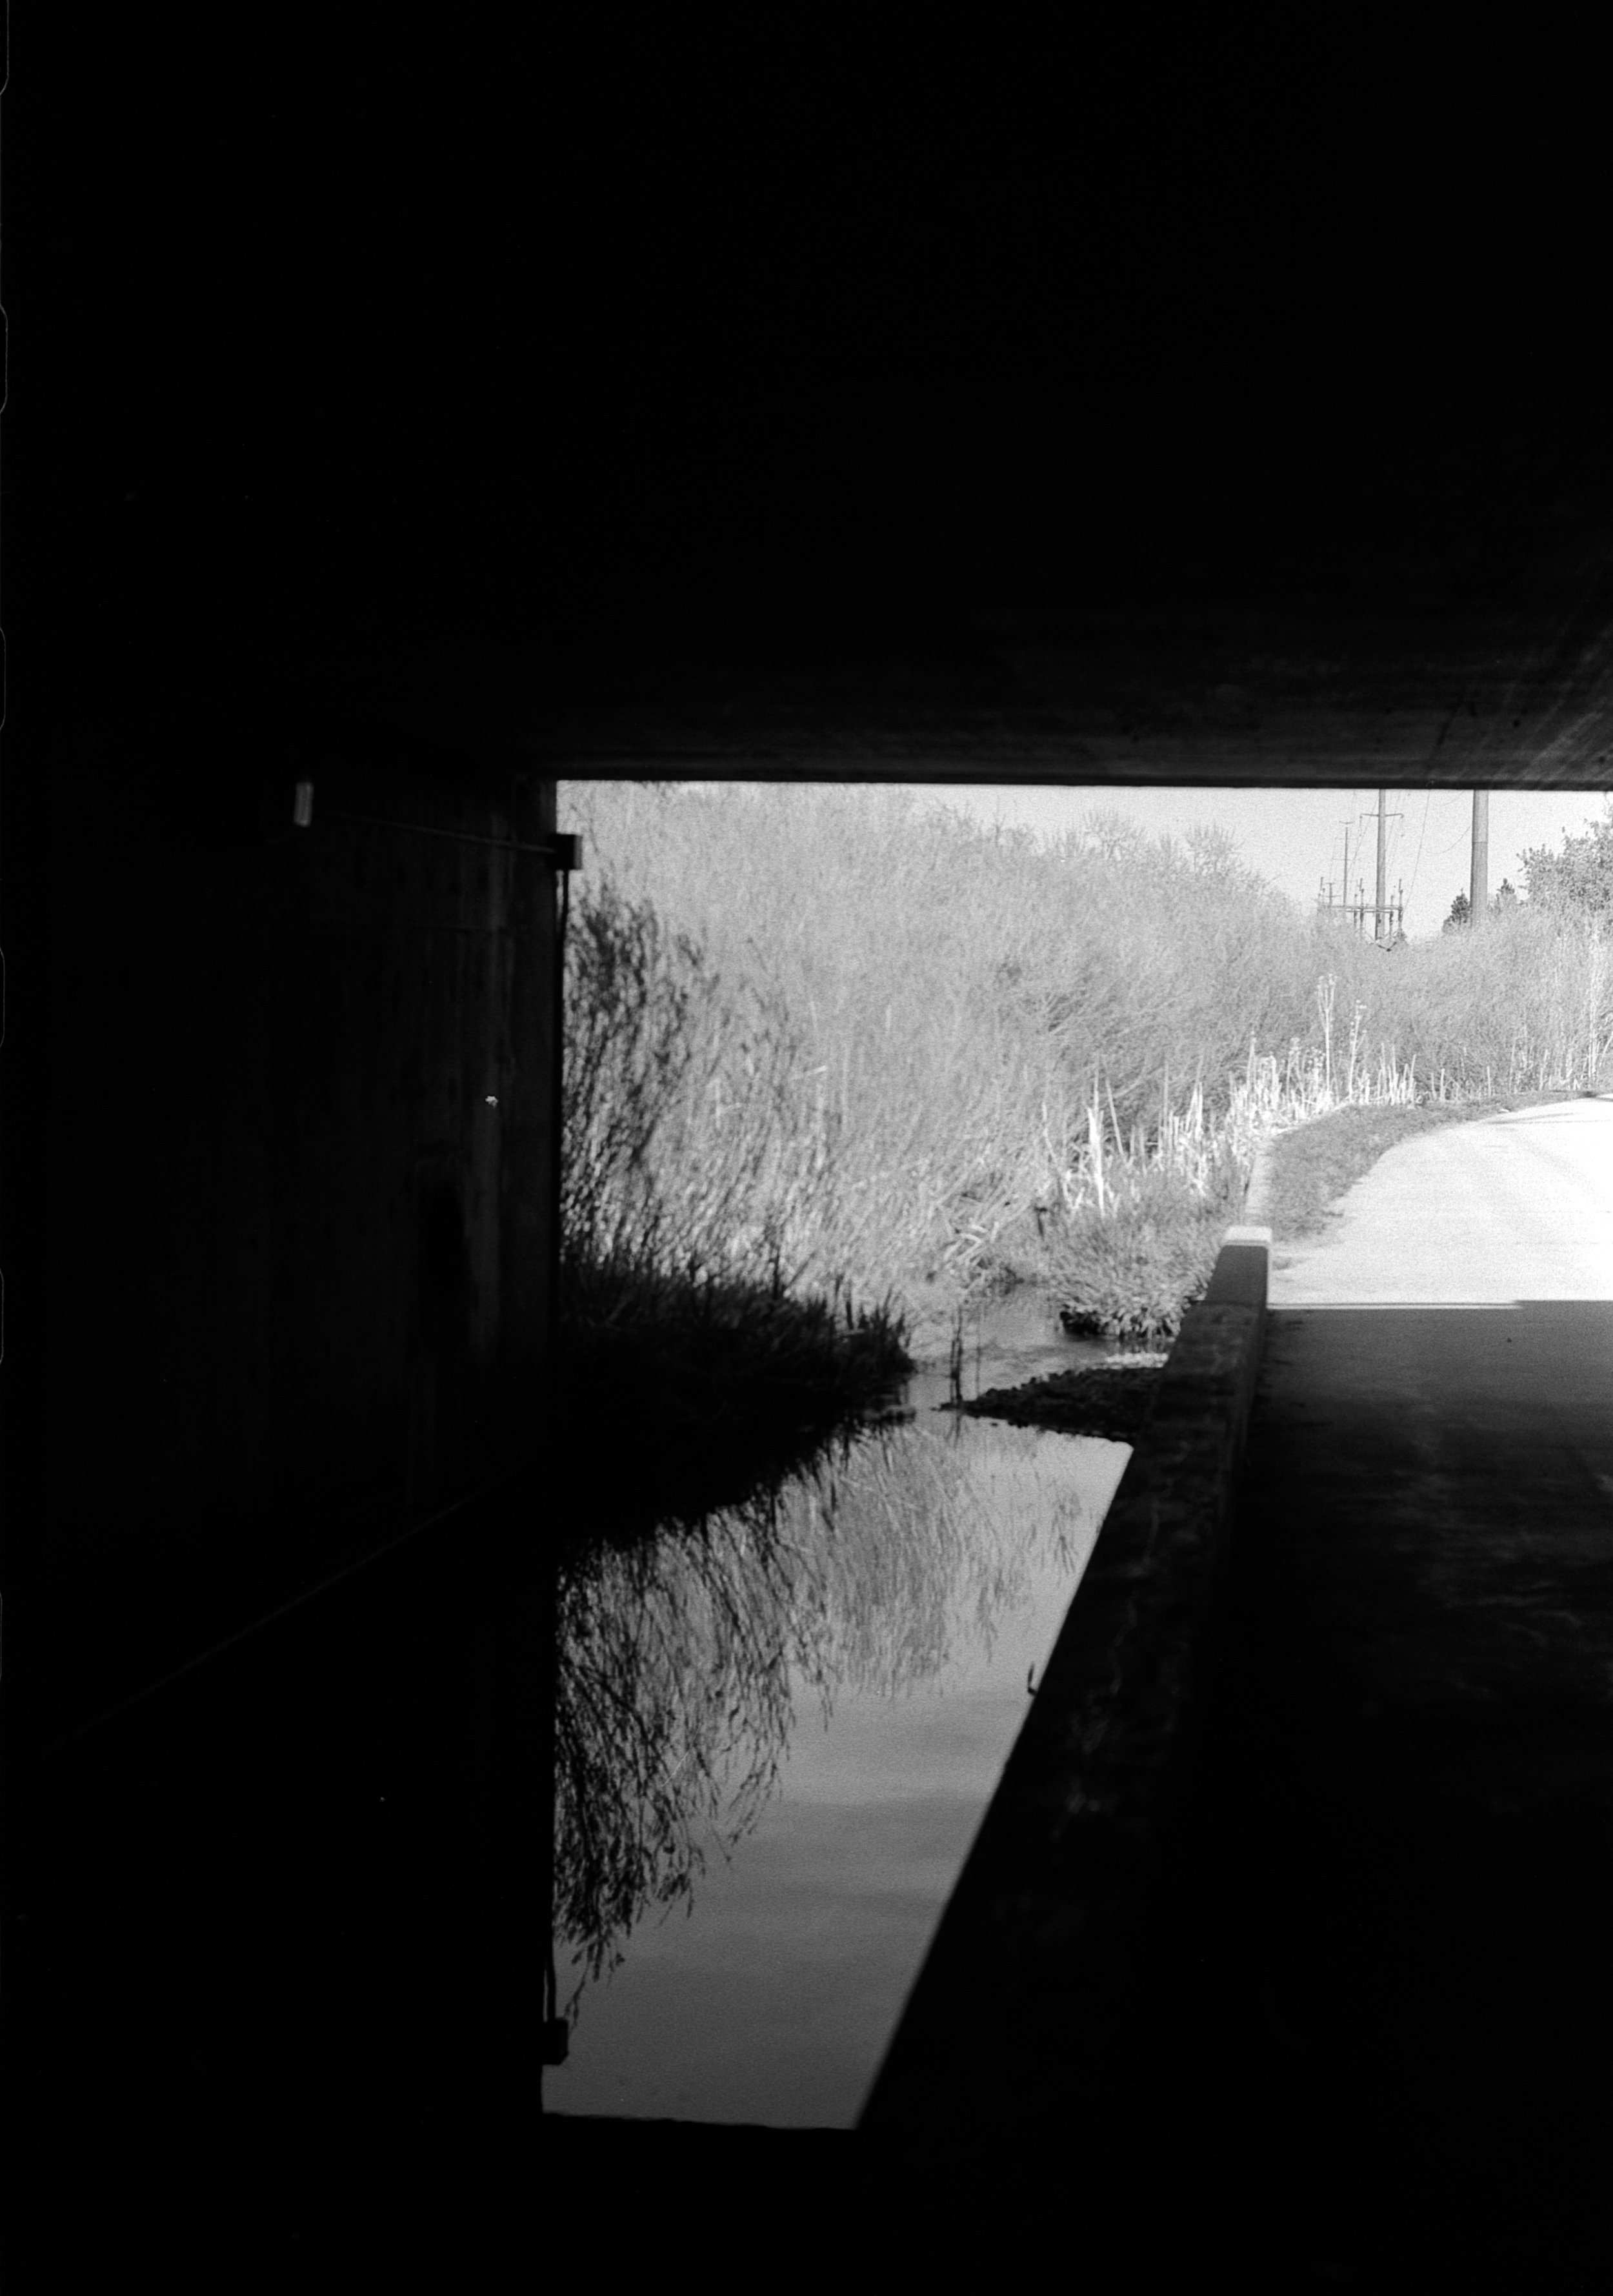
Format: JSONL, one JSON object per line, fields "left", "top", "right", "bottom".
{"left": 1241, "top": 1134, "right": 1279, "bottom": 1229}
{"left": 859, "top": 1225, "right": 1268, "bottom": 2139}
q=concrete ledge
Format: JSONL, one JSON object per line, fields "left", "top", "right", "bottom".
{"left": 1205, "top": 1225, "right": 1271, "bottom": 1309}
{"left": 1242, "top": 1136, "right": 1279, "bottom": 1228}
{"left": 858, "top": 1227, "right": 1267, "bottom": 2139}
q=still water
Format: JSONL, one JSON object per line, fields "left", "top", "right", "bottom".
{"left": 546, "top": 1291, "right": 1131, "bottom": 2128}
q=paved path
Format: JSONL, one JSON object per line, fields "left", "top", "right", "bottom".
{"left": 1157, "top": 1093, "right": 1613, "bottom": 2275}
{"left": 1271, "top": 1093, "right": 1613, "bottom": 1303}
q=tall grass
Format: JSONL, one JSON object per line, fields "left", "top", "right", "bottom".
{"left": 561, "top": 783, "right": 1613, "bottom": 1351}
{"left": 560, "top": 876, "right": 911, "bottom": 1474}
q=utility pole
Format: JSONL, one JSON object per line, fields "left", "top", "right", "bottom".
{"left": 1470, "top": 791, "right": 1489, "bottom": 922}
{"left": 1367, "top": 791, "right": 1402, "bottom": 942}
{"left": 1317, "top": 819, "right": 1360, "bottom": 923}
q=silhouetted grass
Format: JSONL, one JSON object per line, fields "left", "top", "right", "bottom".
{"left": 956, "top": 1358, "right": 1165, "bottom": 1442}
{"left": 559, "top": 1258, "right": 910, "bottom": 1513}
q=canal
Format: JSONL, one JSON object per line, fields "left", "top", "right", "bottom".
{"left": 546, "top": 1288, "right": 1132, "bottom": 2126}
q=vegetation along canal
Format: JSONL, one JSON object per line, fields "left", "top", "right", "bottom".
{"left": 547, "top": 1289, "right": 1136, "bottom": 2126}
{"left": 548, "top": 777, "right": 1613, "bottom": 2129}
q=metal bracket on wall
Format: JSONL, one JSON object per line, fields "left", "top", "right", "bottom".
{"left": 285, "top": 782, "right": 582, "bottom": 869}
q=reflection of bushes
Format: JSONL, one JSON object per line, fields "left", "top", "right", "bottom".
{"left": 554, "top": 1413, "right": 1088, "bottom": 2015}
{"left": 562, "top": 876, "right": 910, "bottom": 1468}
{"left": 555, "top": 1487, "right": 798, "bottom": 1990}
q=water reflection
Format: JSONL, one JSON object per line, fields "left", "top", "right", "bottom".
{"left": 555, "top": 1398, "right": 1105, "bottom": 2029}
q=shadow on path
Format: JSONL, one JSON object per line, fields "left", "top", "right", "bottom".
{"left": 1158, "top": 1300, "right": 1613, "bottom": 2279}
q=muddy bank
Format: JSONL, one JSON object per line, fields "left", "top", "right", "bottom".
{"left": 943, "top": 1358, "right": 1163, "bottom": 1443}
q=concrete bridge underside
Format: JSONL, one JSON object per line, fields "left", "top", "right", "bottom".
{"left": 21, "top": 94, "right": 1613, "bottom": 2275}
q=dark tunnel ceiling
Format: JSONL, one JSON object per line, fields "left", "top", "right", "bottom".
{"left": 59, "top": 61, "right": 1610, "bottom": 796}
{"left": 326, "top": 390, "right": 1613, "bottom": 788}
{"left": 339, "top": 519, "right": 1613, "bottom": 790}
{"left": 316, "top": 157, "right": 1613, "bottom": 789}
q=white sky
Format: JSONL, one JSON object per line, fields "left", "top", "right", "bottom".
{"left": 905, "top": 785, "right": 1613, "bottom": 942}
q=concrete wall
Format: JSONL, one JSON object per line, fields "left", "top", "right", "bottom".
{"left": 28, "top": 710, "right": 557, "bottom": 1742}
